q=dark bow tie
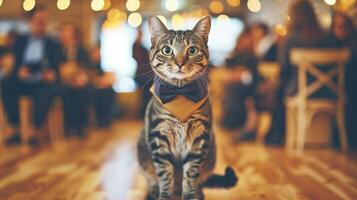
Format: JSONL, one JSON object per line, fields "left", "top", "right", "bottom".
{"left": 154, "top": 78, "right": 208, "bottom": 104}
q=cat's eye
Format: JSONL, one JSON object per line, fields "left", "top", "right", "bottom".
{"left": 162, "top": 46, "right": 173, "bottom": 56}
{"left": 187, "top": 47, "right": 198, "bottom": 56}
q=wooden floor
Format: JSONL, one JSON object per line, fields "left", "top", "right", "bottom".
{"left": 1, "top": 120, "right": 357, "bottom": 200}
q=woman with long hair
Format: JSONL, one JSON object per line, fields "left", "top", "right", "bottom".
{"left": 280, "top": 0, "right": 338, "bottom": 96}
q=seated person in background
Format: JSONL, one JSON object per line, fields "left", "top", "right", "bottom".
{"left": 132, "top": 29, "right": 152, "bottom": 119}
{"left": 1, "top": 5, "right": 61, "bottom": 145}
{"left": 251, "top": 22, "right": 278, "bottom": 61}
{"left": 223, "top": 28, "right": 258, "bottom": 137}
{"left": 59, "top": 23, "right": 92, "bottom": 137}
{"left": 280, "top": 0, "right": 338, "bottom": 97}
{"left": 90, "top": 44, "right": 115, "bottom": 128}
{"left": 251, "top": 22, "right": 282, "bottom": 144}
{"left": 331, "top": 12, "right": 357, "bottom": 148}
{"left": 0, "top": 48, "right": 14, "bottom": 81}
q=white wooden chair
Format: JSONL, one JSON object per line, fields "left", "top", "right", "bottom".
{"left": 285, "top": 48, "right": 350, "bottom": 153}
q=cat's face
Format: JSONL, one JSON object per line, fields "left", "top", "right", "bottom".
{"left": 148, "top": 16, "right": 211, "bottom": 86}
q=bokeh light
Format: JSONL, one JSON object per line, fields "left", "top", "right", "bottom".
{"left": 91, "top": 0, "right": 105, "bottom": 11}
{"left": 157, "top": 15, "right": 168, "bottom": 26}
{"left": 247, "top": 0, "right": 261, "bottom": 13}
{"left": 102, "top": 0, "right": 112, "bottom": 11}
{"left": 324, "top": 0, "right": 336, "bottom": 6}
{"left": 209, "top": 0, "right": 224, "bottom": 14}
{"left": 23, "top": 0, "right": 36, "bottom": 11}
{"left": 171, "top": 14, "right": 184, "bottom": 30}
{"left": 217, "top": 14, "right": 230, "bottom": 23}
{"left": 0, "top": 0, "right": 3, "bottom": 7}
{"left": 275, "top": 23, "right": 287, "bottom": 36}
{"left": 165, "top": 0, "right": 179, "bottom": 12}
{"left": 57, "top": 0, "right": 71, "bottom": 10}
{"left": 227, "top": 0, "right": 240, "bottom": 7}
{"left": 126, "top": 0, "right": 140, "bottom": 12}
{"left": 128, "top": 12, "right": 142, "bottom": 27}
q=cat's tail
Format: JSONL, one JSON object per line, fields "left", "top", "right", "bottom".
{"left": 201, "top": 166, "right": 238, "bottom": 189}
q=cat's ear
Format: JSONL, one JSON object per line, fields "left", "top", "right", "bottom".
{"left": 192, "top": 16, "right": 211, "bottom": 43}
{"left": 148, "top": 16, "right": 169, "bottom": 43}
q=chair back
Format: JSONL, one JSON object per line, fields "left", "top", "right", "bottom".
{"left": 290, "top": 48, "right": 350, "bottom": 101}
{"left": 258, "top": 62, "right": 281, "bottom": 82}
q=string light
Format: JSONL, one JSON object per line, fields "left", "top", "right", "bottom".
{"left": 247, "top": 0, "right": 261, "bottom": 13}
{"left": 165, "top": 0, "right": 179, "bottom": 12}
{"left": 217, "top": 14, "right": 230, "bottom": 22}
{"left": 209, "top": 0, "right": 224, "bottom": 14}
{"left": 171, "top": 14, "right": 184, "bottom": 30}
{"left": 227, "top": 0, "right": 240, "bottom": 7}
{"left": 57, "top": 0, "right": 70, "bottom": 10}
{"left": 157, "top": 15, "right": 168, "bottom": 26}
{"left": 128, "top": 12, "right": 142, "bottom": 27}
{"left": 23, "top": 0, "right": 36, "bottom": 11}
{"left": 324, "top": 0, "right": 336, "bottom": 6}
{"left": 91, "top": 0, "right": 105, "bottom": 11}
{"left": 126, "top": 0, "right": 140, "bottom": 12}
{"left": 0, "top": 0, "right": 3, "bottom": 7}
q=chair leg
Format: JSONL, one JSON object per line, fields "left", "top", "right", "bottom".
{"left": 19, "top": 97, "right": 32, "bottom": 150}
{"left": 296, "top": 106, "right": 307, "bottom": 154}
{"left": 49, "top": 98, "right": 65, "bottom": 149}
{"left": 337, "top": 105, "right": 348, "bottom": 151}
{"left": 257, "top": 112, "right": 272, "bottom": 144}
{"left": 285, "top": 106, "right": 294, "bottom": 151}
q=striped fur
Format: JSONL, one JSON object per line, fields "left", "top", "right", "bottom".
{"left": 137, "top": 16, "right": 237, "bottom": 200}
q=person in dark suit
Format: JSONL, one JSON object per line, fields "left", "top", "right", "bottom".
{"left": 1, "top": 5, "right": 62, "bottom": 145}
{"left": 132, "top": 29, "right": 152, "bottom": 118}
{"left": 59, "top": 23, "right": 92, "bottom": 137}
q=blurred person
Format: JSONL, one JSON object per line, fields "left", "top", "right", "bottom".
{"left": 4, "top": 30, "right": 18, "bottom": 50}
{"left": 281, "top": 0, "right": 338, "bottom": 97}
{"left": 251, "top": 22, "right": 278, "bottom": 61}
{"left": 59, "top": 23, "right": 92, "bottom": 137}
{"left": 132, "top": 29, "right": 152, "bottom": 118}
{"left": 222, "top": 28, "right": 258, "bottom": 138}
{"left": 251, "top": 22, "right": 282, "bottom": 144}
{"left": 331, "top": 12, "right": 357, "bottom": 148}
{"left": 90, "top": 44, "right": 116, "bottom": 128}
{"left": 0, "top": 48, "right": 14, "bottom": 81}
{"left": 1, "top": 5, "right": 62, "bottom": 145}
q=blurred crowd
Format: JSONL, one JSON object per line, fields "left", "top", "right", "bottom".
{"left": 219, "top": 0, "right": 356, "bottom": 146}
{"left": 0, "top": 0, "right": 356, "bottom": 148}
{"left": 0, "top": 5, "right": 117, "bottom": 146}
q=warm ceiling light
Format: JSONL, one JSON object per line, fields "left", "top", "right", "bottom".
{"left": 0, "top": 0, "right": 3, "bottom": 7}
{"left": 217, "top": 14, "right": 230, "bottom": 22}
{"left": 165, "top": 0, "right": 179, "bottom": 12}
{"left": 57, "top": 0, "right": 70, "bottom": 10}
{"left": 171, "top": 14, "right": 184, "bottom": 30}
{"left": 209, "top": 0, "right": 224, "bottom": 14}
{"left": 23, "top": 0, "right": 36, "bottom": 11}
{"left": 126, "top": 0, "right": 140, "bottom": 12}
{"left": 157, "top": 15, "right": 168, "bottom": 26}
{"left": 102, "top": 0, "right": 111, "bottom": 11}
{"left": 107, "top": 8, "right": 127, "bottom": 22}
{"left": 128, "top": 12, "right": 142, "bottom": 27}
{"left": 324, "top": 0, "right": 336, "bottom": 5}
{"left": 247, "top": 0, "right": 261, "bottom": 13}
{"left": 91, "top": 0, "right": 105, "bottom": 11}
{"left": 227, "top": 0, "right": 240, "bottom": 7}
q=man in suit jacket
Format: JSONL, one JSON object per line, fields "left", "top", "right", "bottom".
{"left": 1, "top": 5, "right": 62, "bottom": 145}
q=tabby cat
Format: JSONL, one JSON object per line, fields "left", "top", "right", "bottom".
{"left": 137, "top": 16, "right": 237, "bottom": 200}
